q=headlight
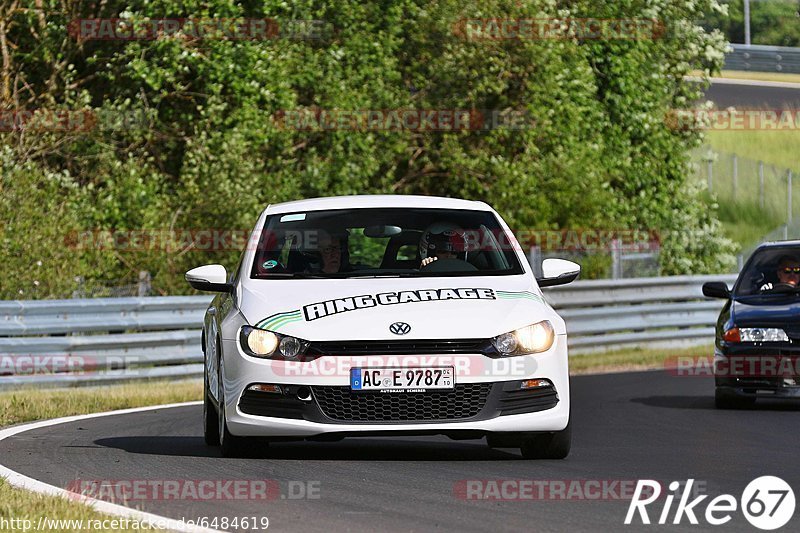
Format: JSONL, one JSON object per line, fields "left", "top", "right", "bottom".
{"left": 239, "top": 326, "right": 308, "bottom": 359}
{"left": 492, "top": 320, "right": 555, "bottom": 355}
{"left": 739, "top": 327, "right": 789, "bottom": 342}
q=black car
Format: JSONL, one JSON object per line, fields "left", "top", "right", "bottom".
{"left": 703, "top": 241, "right": 800, "bottom": 408}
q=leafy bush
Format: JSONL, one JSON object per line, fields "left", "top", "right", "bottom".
{"left": 0, "top": 0, "right": 734, "bottom": 297}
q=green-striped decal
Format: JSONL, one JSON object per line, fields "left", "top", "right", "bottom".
{"left": 495, "top": 290, "right": 545, "bottom": 304}
{"left": 256, "top": 310, "right": 302, "bottom": 331}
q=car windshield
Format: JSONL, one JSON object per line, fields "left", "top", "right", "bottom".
{"left": 734, "top": 245, "right": 800, "bottom": 297}
{"left": 249, "top": 207, "right": 525, "bottom": 279}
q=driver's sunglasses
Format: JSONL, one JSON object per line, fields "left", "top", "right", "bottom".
{"left": 781, "top": 267, "right": 800, "bottom": 274}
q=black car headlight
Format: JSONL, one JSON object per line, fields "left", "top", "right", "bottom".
{"left": 239, "top": 326, "right": 308, "bottom": 359}
{"left": 492, "top": 320, "right": 555, "bottom": 355}
{"left": 724, "top": 327, "right": 789, "bottom": 343}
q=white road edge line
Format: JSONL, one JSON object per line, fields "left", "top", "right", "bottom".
{"left": 0, "top": 401, "right": 227, "bottom": 533}
{"left": 685, "top": 75, "right": 800, "bottom": 90}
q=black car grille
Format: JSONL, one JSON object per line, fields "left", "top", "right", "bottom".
{"left": 306, "top": 339, "right": 487, "bottom": 356}
{"left": 497, "top": 384, "right": 559, "bottom": 415}
{"left": 312, "top": 383, "right": 492, "bottom": 422}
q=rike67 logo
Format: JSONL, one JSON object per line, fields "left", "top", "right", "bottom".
{"left": 625, "top": 477, "right": 795, "bottom": 530}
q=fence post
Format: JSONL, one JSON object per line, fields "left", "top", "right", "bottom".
{"left": 759, "top": 161, "right": 764, "bottom": 208}
{"left": 732, "top": 155, "right": 737, "bottom": 201}
{"left": 138, "top": 271, "right": 152, "bottom": 297}
{"left": 611, "top": 239, "right": 622, "bottom": 279}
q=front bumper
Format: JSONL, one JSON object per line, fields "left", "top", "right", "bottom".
{"left": 715, "top": 345, "right": 800, "bottom": 398}
{"left": 220, "top": 334, "right": 570, "bottom": 437}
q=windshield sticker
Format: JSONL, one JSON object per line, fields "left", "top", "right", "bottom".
{"left": 262, "top": 260, "right": 278, "bottom": 269}
{"left": 303, "top": 288, "right": 495, "bottom": 321}
{"left": 279, "top": 213, "right": 306, "bottom": 222}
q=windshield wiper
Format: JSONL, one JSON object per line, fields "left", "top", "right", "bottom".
{"left": 345, "top": 270, "right": 423, "bottom": 278}
{"left": 259, "top": 273, "right": 332, "bottom": 279}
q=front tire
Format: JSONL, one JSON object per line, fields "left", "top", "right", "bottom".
{"left": 519, "top": 419, "right": 571, "bottom": 459}
{"left": 216, "top": 351, "right": 257, "bottom": 458}
{"left": 203, "top": 387, "right": 220, "bottom": 446}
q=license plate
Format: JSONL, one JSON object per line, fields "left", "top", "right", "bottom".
{"left": 350, "top": 367, "right": 455, "bottom": 392}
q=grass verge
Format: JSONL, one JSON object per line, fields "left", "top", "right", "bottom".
{"left": 690, "top": 69, "right": 800, "bottom": 84}
{"left": 570, "top": 344, "right": 713, "bottom": 375}
{"left": 0, "top": 380, "right": 202, "bottom": 532}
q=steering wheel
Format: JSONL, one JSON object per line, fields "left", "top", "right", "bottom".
{"left": 419, "top": 258, "right": 478, "bottom": 272}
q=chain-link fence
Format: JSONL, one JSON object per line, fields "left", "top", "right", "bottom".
{"left": 693, "top": 148, "right": 798, "bottom": 224}
{"left": 529, "top": 243, "right": 660, "bottom": 280}
{"left": 71, "top": 271, "right": 152, "bottom": 298}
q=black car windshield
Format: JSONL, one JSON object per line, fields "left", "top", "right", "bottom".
{"left": 734, "top": 245, "right": 800, "bottom": 297}
{"left": 249, "top": 207, "right": 525, "bottom": 279}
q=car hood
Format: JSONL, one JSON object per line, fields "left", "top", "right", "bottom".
{"left": 732, "top": 297, "right": 800, "bottom": 328}
{"left": 237, "top": 276, "right": 563, "bottom": 340}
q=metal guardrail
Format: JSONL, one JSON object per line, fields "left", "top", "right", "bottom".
{"left": 0, "top": 275, "right": 737, "bottom": 389}
{"left": 725, "top": 44, "right": 800, "bottom": 74}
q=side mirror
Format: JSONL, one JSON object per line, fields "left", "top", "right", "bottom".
{"left": 185, "top": 264, "right": 233, "bottom": 293}
{"left": 537, "top": 258, "right": 581, "bottom": 288}
{"left": 702, "top": 281, "right": 730, "bottom": 299}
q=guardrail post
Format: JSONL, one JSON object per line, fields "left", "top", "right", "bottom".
{"left": 138, "top": 271, "right": 152, "bottom": 297}
{"left": 611, "top": 239, "right": 622, "bottom": 279}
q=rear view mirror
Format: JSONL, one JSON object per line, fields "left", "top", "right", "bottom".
{"left": 185, "top": 264, "right": 233, "bottom": 293}
{"left": 537, "top": 258, "right": 581, "bottom": 287}
{"left": 364, "top": 225, "right": 402, "bottom": 238}
{"left": 702, "top": 281, "right": 730, "bottom": 299}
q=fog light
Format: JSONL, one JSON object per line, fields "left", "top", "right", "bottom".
{"left": 247, "top": 384, "right": 283, "bottom": 394}
{"left": 521, "top": 379, "right": 551, "bottom": 389}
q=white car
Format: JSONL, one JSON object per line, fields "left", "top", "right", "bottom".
{"left": 186, "top": 195, "right": 580, "bottom": 458}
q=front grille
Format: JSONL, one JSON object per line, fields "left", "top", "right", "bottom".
{"left": 307, "top": 339, "right": 488, "bottom": 356}
{"left": 312, "top": 383, "right": 492, "bottom": 422}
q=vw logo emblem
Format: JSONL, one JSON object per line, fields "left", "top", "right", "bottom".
{"left": 389, "top": 322, "right": 411, "bottom": 335}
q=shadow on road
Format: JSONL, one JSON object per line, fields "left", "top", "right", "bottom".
{"left": 94, "top": 436, "right": 523, "bottom": 461}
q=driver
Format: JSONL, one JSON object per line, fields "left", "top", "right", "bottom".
{"left": 419, "top": 223, "right": 469, "bottom": 268}
{"left": 760, "top": 255, "right": 800, "bottom": 291}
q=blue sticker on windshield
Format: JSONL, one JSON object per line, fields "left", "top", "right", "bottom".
{"left": 262, "top": 260, "right": 278, "bottom": 269}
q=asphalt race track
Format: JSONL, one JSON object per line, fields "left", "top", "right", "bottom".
{"left": 704, "top": 79, "right": 800, "bottom": 108}
{"left": 2, "top": 371, "right": 799, "bottom": 532}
